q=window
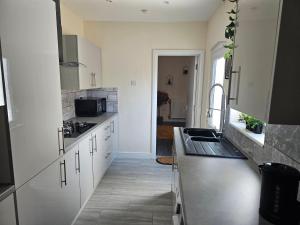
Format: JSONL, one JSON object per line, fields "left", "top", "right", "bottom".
{"left": 208, "top": 43, "right": 226, "bottom": 130}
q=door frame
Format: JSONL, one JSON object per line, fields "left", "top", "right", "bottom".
{"left": 151, "top": 49, "right": 205, "bottom": 158}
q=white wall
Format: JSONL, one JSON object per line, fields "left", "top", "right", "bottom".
{"left": 202, "top": 1, "right": 234, "bottom": 127}
{"left": 84, "top": 21, "right": 207, "bottom": 156}
{"left": 158, "top": 56, "right": 195, "bottom": 121}
{"left": 60, "top": 2, "right": 84, "bottom": 36}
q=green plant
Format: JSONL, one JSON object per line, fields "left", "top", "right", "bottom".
{"left": 239, "top": 113, "right": 264, "bottom": 133}
{"left": 224, "top": 0, "right": 239, "bottom": 59}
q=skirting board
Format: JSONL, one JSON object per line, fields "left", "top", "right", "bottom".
{"left": 116, "top": 152, "right": 153, "bottom": 159}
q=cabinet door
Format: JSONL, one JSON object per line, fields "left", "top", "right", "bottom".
{"left": 230, "top": 0, "right": 281, "bottom": 121}
{"left": 92, "top": 127, "right": 105, "bottom": 187}
{"left": 77, "top": 37, "right": 92, "bottom": 90}
{"left": 16, "top": 147, "right": 81, "bottom": 225}
{"left": 111, "top": 117, "right": 119, "bottom": 159}
{"left": 0, "top": 0, "right": 63, "bottom": 188}
{"left": 0, "top": 194, "right": 17, "bottom": 225}
{"left": 16, "top": 161, "right": 64, "bottom": 225}
{"left": 60, "top": 147, "right": 81, "bottom": 224}
{"left": 92, "top": 47, "right": 102, "bottom": 88}
{"left": 78, "top": 134, "right": 94, "bottom": 206}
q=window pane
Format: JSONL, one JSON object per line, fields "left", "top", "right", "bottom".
{"left": 210, "top": 57, "right": 225, "bottom": 130}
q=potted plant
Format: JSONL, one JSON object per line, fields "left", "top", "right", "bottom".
{"left": 239, "top": 113, "right": 264, "bottom": 134}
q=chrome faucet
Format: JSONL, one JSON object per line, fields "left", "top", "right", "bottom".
{"left": 207, "top": 83, "right": 227, "bottom": 133}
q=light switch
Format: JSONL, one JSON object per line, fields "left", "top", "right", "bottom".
{"left": 130, "top": 80, "right": 136, "bottom": 86}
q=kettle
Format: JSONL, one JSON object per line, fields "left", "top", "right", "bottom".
{"left": 259, "top": 163, "right": 300, "bottom": 225}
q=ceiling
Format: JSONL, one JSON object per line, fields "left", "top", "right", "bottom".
{"left": 61, "top": 0, "right": 222, "bottom": 22}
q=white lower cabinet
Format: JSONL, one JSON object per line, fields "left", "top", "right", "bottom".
{"left": 78, "top": 134, "right": 94, "bottom": 207}
{"left": 0, "top": 194, "right": 17, "bottom": 225}
{"left": 172, "top": 160, "right": 185, "bottom": 225}
{"left": 15, "top": 116, "right": 118, "bottom": 225}
{"left": 16, "top": 146, "right": 80, "bottom": 225}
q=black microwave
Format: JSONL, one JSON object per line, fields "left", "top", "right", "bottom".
{"left": 75, "top": 97, "right": 106, "bottom": 117}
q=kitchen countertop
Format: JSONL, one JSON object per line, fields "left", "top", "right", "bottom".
{"left": 64, "top": 113, "right": 117, "bottom": 151}
{"left": 173, "top": 127, "right": 274, "bottom": 225}
{"left": 0, "top": 185, "right": 15, "bottom": 202}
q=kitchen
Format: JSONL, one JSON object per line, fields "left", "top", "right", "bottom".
{"left": 0, "top": 0, "right": 299, "bottom": 225}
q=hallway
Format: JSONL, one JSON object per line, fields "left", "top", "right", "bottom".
{"left": 74, "top": 159, "right": 173, "bottom": 225}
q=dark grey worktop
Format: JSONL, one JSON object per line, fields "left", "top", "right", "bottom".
{"left": 173, "top": 127, "right": 273, "bottom": 225}
{"left": 0, "top": 185, "right": 14, "bottom": 202}
{"left": 64, "top": 113, "right": 117, "bottom": 151}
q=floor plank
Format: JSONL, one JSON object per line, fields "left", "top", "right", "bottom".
{"left": 74, "top": 158, "right": 172, "bottom": 225}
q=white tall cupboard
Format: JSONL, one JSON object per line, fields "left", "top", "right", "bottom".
{"left": 0, "top": 0, "right": 63, "bottom": 188}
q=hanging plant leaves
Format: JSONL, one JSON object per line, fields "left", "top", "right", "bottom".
{"left": 227, "top": 9, "right": 236, "bottom": 14}
{"left": 224, "top": 0, "right": 239, "bottom": 59}
{"left": 226, "top": 22, "right": 235, "bottom": 28}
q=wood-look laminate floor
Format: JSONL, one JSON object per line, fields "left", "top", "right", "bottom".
{"left": 74, "top": 158, "right": 172, "bottom": 225}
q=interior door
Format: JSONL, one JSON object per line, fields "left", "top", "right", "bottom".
{"left": 0, "top": 0, "right": 63, "bottom": 188}
{"left": 230, "top": 0, "right": 281, "bottom": 121}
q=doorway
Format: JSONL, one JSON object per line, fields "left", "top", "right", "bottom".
{"left": 151, "top": 50, "right": 204, "bottom": 159}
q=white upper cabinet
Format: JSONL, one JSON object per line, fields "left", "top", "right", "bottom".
{"left": 0, "top": 0, "right": 63, "bottom": 188}
{"left": 230, "top": 0, "right": 300, "bottom": 124}
{"left": 60, "top": 35, "right": 102, "bottom": 90}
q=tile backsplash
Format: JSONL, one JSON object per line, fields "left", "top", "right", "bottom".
{"left": 224, "top": 122, "right": 300, "bottom": 199}
{"left": 61, "top": 88, "right": 118, "bottom": 121}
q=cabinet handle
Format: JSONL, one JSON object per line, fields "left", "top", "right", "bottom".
{"left": 93, "top": 73, "right": 97, "bottom": 87}
{"left": 75, "top": 151, "right": 80, "bottom": 173}
{"left": 111, "top": 121, "right": 115, "bottom": 133}
{"left": 60, "top": 160, "right": 67, "bottom": 187}
{"left": 58, "top": 127, "right": 65, "bottom": 155}
{"left": 90, "top": 137, "right": 94, "bottom": 155}
{"left": 93, "top": 135, "right": 97, "bottom": 152}
{"left": 228, "top": 66, "right": 241, "bottom": 105}
{"left": 105, "top": 152, "right": 111, "bottom": 159}
{"left": 90, "top": 72, "right": 96, "bottom": 87}
{"left": 105, "top": 135, "right": 111, "bottom": 141}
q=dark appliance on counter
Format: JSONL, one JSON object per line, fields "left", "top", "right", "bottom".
{"left": 75, "top": 97, "right": 106, "bottom": 117}
{"left": 259, "top": 163, "right": 300, "bottom": 225}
